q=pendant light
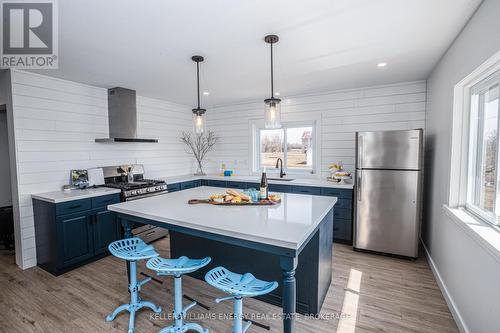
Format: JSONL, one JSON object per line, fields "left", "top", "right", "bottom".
{"left": 264, "top": 35, "right": 281, "bottom": 129}
{"left": 192, "top": 55, "right": 207, "bottom": 134}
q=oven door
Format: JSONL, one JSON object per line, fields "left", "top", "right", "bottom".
{"left": 127, "top": 191, "right": 169, "bottom": 242}
{"left": 125, "top": 191, "right": 169, "bottom": 201}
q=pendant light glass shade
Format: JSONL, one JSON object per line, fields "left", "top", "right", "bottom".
{"left": 191, "top": 55, "right": 207, "bottom": 134}
{"left": 193, "top": 109, "right": 206, "bottom": 134}
{"left": 264, "top": 98, "right": 281, "bottom": 129}
{"left": 264, "top": 35, "right": 282, "bottom": 129}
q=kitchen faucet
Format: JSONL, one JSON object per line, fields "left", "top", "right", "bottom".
{"left": 276, "top": 158, "right": 286, "bottom": 178}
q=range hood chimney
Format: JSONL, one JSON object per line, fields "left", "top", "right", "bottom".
{"left": 95, "top": 87, "right": 158, "bottom": 143}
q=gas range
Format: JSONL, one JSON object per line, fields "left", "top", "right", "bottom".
{"left": 103, "top": 179, "right": 168, "bottom": 200}
{"left": 100, "top": 164, "right": 169, "bottom": 243}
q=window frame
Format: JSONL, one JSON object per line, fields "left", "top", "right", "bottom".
{"left": 465, "top": 73, "right": 500, "bottom": 227}
{"left": 252, "top": 120, "right": 317, "bottom": 176}
{"left": 449, "top": 50, "right": 500, "bottom": 230}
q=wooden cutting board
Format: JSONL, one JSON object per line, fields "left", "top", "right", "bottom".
{"left": 188, "top": 199, "right": 280, "bottom": 206}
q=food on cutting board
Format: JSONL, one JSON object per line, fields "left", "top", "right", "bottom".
{"left": 335, "top": 171, "right": 351, "bottom": 177}
{"left": 268, "top": 194, "right": 281, "bottom": 202}
{"left": 207, "top": 190, "right": 281, "bottom": 204}
{"left": 226, "top": 189, "right": 251, "bottom": 201}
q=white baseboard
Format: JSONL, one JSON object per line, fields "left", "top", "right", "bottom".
{"left": 421, "top": 241, "right": 469, "bottom": 333}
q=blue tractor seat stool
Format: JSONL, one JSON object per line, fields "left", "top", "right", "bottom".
{"left": 146, "top": 256, "right": 212, "bottom": 333}
{"left": 205, "top": 267, "right": 279, "bottom": 333}
{"left": 106, "top": 238, "right": 162, "bottom": 333}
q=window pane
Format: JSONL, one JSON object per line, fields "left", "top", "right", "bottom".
{"left": 286, "top": 126, "right": 313, "bottom": 169}
{"left": 260, "top": 129, "right": 284, "bottom": 169}
{"left": 471, "top": 84, "right": 499, "bottom": 220}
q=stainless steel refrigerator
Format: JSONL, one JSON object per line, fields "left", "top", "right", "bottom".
{"left": 354, "top": 129, "right": 423, "bottom": 258}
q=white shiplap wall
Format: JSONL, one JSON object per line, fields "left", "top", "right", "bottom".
{"left": 10, "top": 70, "right": 193, "bottom": 269}
{"left": 205, "top": 81, "right": 426, "bottom": 177}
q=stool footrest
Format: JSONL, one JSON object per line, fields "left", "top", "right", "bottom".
{"left": 137, "top": 277, "right": 152, "bottom": 289}
{"left": 183, "top": 301, "right": 197, "bottom": 315}
{"left": 242, "top": 320, "right": 252, "bottom": 333}
{"left": 216, "top": 296, "right": 238, "bottom": 303}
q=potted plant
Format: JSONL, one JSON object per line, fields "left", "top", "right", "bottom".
{"left": 181, "top": 131, "right": 219, "bottom": 176}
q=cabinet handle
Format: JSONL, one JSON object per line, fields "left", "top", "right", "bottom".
{"left": 69, "top": 205, "right": 81, "bottom": 209}
{"left": 102, "top": 199, "right": 113, "bottom": 203}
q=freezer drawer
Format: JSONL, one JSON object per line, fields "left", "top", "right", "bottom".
{"left": 356, "top": 129, "right": 422, "bottom": 170}
{"left": 355, "top": 169, "right": 421, "bottom": 257}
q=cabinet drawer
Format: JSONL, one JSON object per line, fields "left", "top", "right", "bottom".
{"left": 227, "top": 181, "right": 246, "bottom": 189}
{"left": 181, "top": 181, "right": 197, "bottom": 190}
{"left": 193, "top": 180, "right": 202, "bottom": 187}
{"left": 269, "top": 184, "right": 292, "bottom": 193}
{"left": 333, "top": 218, "right": 352, "bottom": 241}
{"left": 207, "top": 180, "right": 227, "bottom": 188}
{"left": 167, "top": 183, "right": 181, "bottom": 192}
{"left": 292, "top": 186, "right": 321, "bottom": 195}
{"left": 333, "top": 208, "right": 351, "bottom": 220}
{"left": 91, "top": 194, "right": 120, "bottom": 209}
{"left": 336, "top": 198, "right": 352, "bottom": 209}
{"left": 320, "top": 187, "right": 353, "bottom": 199}
{"left": 56, "top": 199, "right": 91, "bottom": 216}
{"left": 246, "top": 182, "right": 260, "bottom": 189}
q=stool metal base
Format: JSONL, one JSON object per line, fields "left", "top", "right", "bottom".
{"left": 106, "top": 261, "right": 161, "bottom": 333}
{"left": 158, "top": 275, "right": 208, "bottom": 333}
{"left": 159, "top": 322, "right": 207, "bottom": 333}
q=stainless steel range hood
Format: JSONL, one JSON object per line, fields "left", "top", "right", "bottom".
{"left": 95, "top": 87, "right": 158, "bottom": 143}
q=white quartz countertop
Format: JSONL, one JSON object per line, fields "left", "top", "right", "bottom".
{"left": 161, "top": 174, "right": 354, "bottom": 189}
{"left": 32, "top": 187, "right": 121, "bottom": 203}
{"left": 108, "top": 186, "right": 337, "bottom": 250}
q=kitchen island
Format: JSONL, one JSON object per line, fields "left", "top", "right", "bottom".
{"left": 108, "top": 186, "right": 337, "bottom": 333}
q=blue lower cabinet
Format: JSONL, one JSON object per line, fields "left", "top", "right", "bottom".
{"left": 269, "top": 184, "right": 292, "bottom": 193}
{"left": 33, "top": 196, "right": 121, "bottom": 276}
{"left": 181, "top": 180, "right": 198, "bottom": 190}
{"left": 55, "top": 198, "right": 91, "bottom": 216}
{"left": 292, "top": 186, "right": 321, "bottom": 195}
{"left": 320, "top": 187, "right": 353, "bottom": 199}
{"left": 57, "top": 212, "right": 94, "bottom": 267}
{"left": 333, "top": 218, "right": 352, "bottom": 243}
{"left": 93, "top": 209, "right": 120, "bottom": 256}
{"left": 226, "top": 181, "right": 246, "bottom": 189}
{"left": 245, "top": 182, "right": 260, "bottom": 189}
{"left": 168, "top": 183, "right": 181, "bottom": 192}
{"left": 207, "top": 180, "right": 227, "bottom": 187}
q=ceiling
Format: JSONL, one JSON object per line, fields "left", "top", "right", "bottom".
{"left": 33, "top": 0, "right": 481, "bottom": 106}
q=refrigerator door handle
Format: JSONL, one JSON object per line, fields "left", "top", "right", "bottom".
{"left": 357, "top": 171, "right": 362, "bottom": 201}
{"left": 358, "top": 135, "right": 363, "bottom": 169}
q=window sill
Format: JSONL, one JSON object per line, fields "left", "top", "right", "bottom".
{"left": 443, "top": 205, "right": 500, "bottom": 263}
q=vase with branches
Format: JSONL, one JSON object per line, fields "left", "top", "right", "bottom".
{"left": 181, "top": 131, "right": 219, "bottom": 176}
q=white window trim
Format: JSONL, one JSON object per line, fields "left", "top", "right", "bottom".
{"left": 446, "top": 50, "right": 500, "bottom": 263}
{"left": 249, "top": 117, "right": 321, "bottom": 177}
{"left": 449, "top": 50, "right": 500, "bottom": 209}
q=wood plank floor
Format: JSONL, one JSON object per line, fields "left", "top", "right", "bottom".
{"left": 0, "top": 238, "right": 458, "bottom": 333}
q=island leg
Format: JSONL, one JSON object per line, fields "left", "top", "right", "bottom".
{"left": 121, "top": 218, "right": 133, "bottom": 238}
{"left": 280, "top": 256, "right": 298, "bottom": 333}
{"left": 121, "top": 218, "right": 133, "bottom": 284}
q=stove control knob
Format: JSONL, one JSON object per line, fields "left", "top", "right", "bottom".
{"left": 147, "top": 188, "right": 152, "bottom": 192}
{"left": 131, "top": 190, "right": 137, "bottom": 195}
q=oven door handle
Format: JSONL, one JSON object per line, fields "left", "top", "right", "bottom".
{"left": 125, "top": 191, "right": 169, "bottom": 201}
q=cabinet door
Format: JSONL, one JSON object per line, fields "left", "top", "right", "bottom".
{"left": 57, "top": 213, "right": 94, "bottom": 268}
{"left": 93, "top": 209, "right": 119, "bottom": 255}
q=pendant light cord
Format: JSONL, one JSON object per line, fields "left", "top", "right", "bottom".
{"left": 270, "top": 42, "right": 274, "bottom": 97}
{"left": 196, "top": 61, "right": 201, "bottom": 109}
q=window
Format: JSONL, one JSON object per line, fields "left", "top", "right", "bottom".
{"left": 256, "top": 123, "right": 315, "bottom": 173}
{"left": 467, "top": 72, "right": 500, "bottom": 226}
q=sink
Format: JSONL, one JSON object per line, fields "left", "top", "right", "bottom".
{"left": 268, "top": 178, "right": 295, "bottom": 182}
